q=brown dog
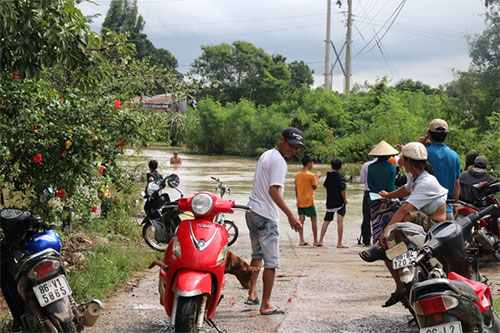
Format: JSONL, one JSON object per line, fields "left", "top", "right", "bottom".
{"left": 148, "top": 251, "right": 258, "bottom": 289}
{"left": 224, "top": 250, "right": 260, "bottom": 289}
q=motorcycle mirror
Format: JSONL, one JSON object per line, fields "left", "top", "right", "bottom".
{"left": 40, "top": 187, "right": 55, "bottom": 203}
{"left": 166, "top": 174, "right": 180, "bottom": 188}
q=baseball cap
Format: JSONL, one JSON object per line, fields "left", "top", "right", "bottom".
{"left": 401, "top": 142, "right": 428, "bottom": 160}
{"left": 428, "top": 119, "right": 448, "bottom": 132}
{"left": 282, "top": 127, "right": 304, "bottom": 146}
{"left": 474, "top": 155, "right": 488, "bottom": 169}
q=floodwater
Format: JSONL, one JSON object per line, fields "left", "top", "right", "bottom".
{"left": 132, "top": 146, "right": 365, "bottom": 244}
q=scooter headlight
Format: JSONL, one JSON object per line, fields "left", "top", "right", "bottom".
{"left": 216, "top": 245, "right": 228, "bottom": 264}
{"left": 191, "top": 193, "right": 213, "bottom": 215}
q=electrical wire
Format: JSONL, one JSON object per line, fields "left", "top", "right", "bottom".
{"left": 146, "top": 13, "right": 325, "bottom": 28}
{"left": 353, "top": 0, "right": 406, "bottom": 59}
{"left": 150, "top": 23, "right": 326, "bottom": 41}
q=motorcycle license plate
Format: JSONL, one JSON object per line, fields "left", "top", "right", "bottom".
{"left": 420, "top": 321, "right": 462, "bottom": 333}
{"left": 392, "top": 250, "right": 417, "bottom": 269}
{"left": 33, "top": 275, "right": 72, "bottom": 307}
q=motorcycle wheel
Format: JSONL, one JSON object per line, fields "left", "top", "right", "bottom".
{"left": 175, "top": 296, "right": 202, "bottom": 333}
{"left": 142, "top": 222, "right": 168, "bottom": 252}
{"left": 223, "top": 220, "right": 239, "bottom": 247}
{"left": 56, "top": 320, "right": 77, "bottom": 333}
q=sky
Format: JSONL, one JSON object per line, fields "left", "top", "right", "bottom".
{"left": 77, "top": 0, "right": 487, "bottom": 92}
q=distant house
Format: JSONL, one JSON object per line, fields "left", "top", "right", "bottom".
{"left": 131, "top": 94, "right": 187, "bottom": 112}
{"left": 143, "top": 94, "right": 172, "bottom": 112}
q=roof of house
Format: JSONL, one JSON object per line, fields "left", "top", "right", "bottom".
{"left": 144, "top": 94, "right": 172, "bottom": 105}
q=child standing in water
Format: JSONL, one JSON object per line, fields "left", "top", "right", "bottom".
{"left": 319, "top": 158, "right": 348, "bottom": 248}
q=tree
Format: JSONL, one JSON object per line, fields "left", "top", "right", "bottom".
{"left": 0, "top": 0, "right": 189, "bottom": 228}
{"left": 190, "top": 41, "right": 312, "bottom": 105}
{"left": 101, "top": 0, "right": 178, "bottom": 71}
{"left": 288, "top": 60, "right": 314, "bottom": 89}
{"left": 446, "top": 0, "right": 499, "bottom": 131}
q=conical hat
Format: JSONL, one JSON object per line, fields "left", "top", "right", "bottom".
{"left": 369, "top": 140, "right": 399, "bottom": 156}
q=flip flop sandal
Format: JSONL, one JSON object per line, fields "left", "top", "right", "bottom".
{"left": 299, "top": 242, "right": 309, "bottom": 246}
{"left": 261, "top": 306, "right": 286, "bottom": 315}
{"left": 382, "top": 291, "right": 405, "bottom": 308}
{"left": 244, "top": 298, "right": 260, "bottom": 306}
{"left": 359, "top": 246, "right": 387, "bottom": 262}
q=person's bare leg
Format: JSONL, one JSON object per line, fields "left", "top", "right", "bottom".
{"left": 318, "top": 220, "right": 331, "bottom": 246}
{"left": 384, "top": 260, "right": 404, "bottom": 293}
{"left": 311, "top": 216, "right": 319, "bottom": 245}
{"left": 337, "top": 214, "right": 347, "bottom": 247}
{"left": 260, "top": 268, "right": 277, "bottom": 313}
{"left": 298, "top": 214, "right": 306, "bottom": 245}
{"left": 247, "top": 258, "right": 262, "bottom": 302}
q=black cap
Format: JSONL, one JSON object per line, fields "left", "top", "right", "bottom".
{"left": 282, "top": 127, "right": 304, "bottom": 146}
{"left": 474, "top": 155, "right": 488, "bottom": 169}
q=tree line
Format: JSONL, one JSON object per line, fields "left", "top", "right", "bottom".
{"left": 0, "top": 0, "right": 498, "bottom": 229}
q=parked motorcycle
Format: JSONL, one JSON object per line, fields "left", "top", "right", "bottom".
{"left": 457, "top": 180, "right": 500, "bottom": 261}
{"left": 211, "top": 176, "right": 239, "bottom": 246}
{"left": 141, "top": 174, "right": 183, "bottom": 252}
{"left": 409, "top": 204, "right": 500, "bottom": 333}
{"left": 157, "top": 189, "right": 250, "bottom": 332}
{"left": 0, "top": 208, "right": 103, "bottom": 332}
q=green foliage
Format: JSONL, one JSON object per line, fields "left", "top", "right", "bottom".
{"left": 190, "top": 41, "right": 313, "bottom": 106}
{"left": 67, "top": 241, "right": 161, "bottom": 303}
{"left": 101, "top": 0, "right": 178, "bottom": 71}
{"left": 0, "top": 0, "right": 189, "bottom": 227}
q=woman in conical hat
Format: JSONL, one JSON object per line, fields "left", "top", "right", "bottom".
{"left": 369, "top": 140, "right": 399, "bottom": 157}
{"left": 366, "top": 140, "right": 399, "bottom": 245}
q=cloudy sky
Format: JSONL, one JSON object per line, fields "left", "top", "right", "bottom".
{"left": 77, "top": 0, "right": 487, "bottom": 91}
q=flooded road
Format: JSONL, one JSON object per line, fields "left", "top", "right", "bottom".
{"left": 87, "top": 146, "right": 499, "bottom": 333}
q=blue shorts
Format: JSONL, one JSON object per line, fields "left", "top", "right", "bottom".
{"left": 245, "top": 211, "right": 280, "bottom": 269}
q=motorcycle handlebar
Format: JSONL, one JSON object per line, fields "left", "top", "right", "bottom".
{"left": 233, "top": 204, "right": 250, "bottom": 211}
{"left": 463, "top": 203, "right": 498, "bottom": 224}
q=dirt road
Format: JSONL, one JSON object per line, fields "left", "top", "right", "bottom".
{"left": 86, "top": 217, "right": 500, "bottom": 333}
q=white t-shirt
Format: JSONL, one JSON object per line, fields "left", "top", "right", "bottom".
{"left": 404, "top": 171, "right": 448, "bottom": 216}
{"left": 248, "top": 148, "right": 287, "bottom": 222}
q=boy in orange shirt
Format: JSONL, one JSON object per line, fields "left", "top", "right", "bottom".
{"left": 294, "top": 154, "right": 321, "bottom": 246}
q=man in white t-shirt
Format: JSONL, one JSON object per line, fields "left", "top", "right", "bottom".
{"left": 245, "top": 127, "right": 303, "bottom": 315}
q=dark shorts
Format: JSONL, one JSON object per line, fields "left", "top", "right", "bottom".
{"left": 298, "top": 205, "right": 317, "bottom": 217}
{"left": 324, "top": 205, "right": 346, "bottom": 221}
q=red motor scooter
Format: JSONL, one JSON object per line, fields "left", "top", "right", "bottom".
{"left": 157, "top": 181, "right": 249, "bottom": 333}
{"left": 457, "top": 180, "right": 500, "bottom": 261}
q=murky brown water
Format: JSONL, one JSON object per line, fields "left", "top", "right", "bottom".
{"left": 133, "top": 146, "right": 365, "bottom": 245}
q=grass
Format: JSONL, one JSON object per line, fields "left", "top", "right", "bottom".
{"left": 494, "top": 299, "right": 499, "bottom": 316}
{"left": 68, "top": 241, "right": 162, "bottom": 303}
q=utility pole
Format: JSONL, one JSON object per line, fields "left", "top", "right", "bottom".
{"left": 344, "top": 0, "right": 352, "bottom": 98}
{"left": 324, "top": 0, "right": 332, "bottom": 91}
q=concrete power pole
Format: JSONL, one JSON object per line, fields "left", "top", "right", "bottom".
{"left": 324, "top": 0, "right": 332, "bottom": 91}
{"left": 344, "top": 0, "right": 352, "bottom": 98}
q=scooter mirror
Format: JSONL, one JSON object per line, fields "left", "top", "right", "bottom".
{"left": 166, "top": 174, "right": 180, "bottom": 188}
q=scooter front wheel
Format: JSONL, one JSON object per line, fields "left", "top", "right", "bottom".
{"left": 223, "top": 220, "right": 239, "bottom": 247}
{"left": 142, "top": 222, "right": 168, "bottom": 252}
{"left": 175, "top": 296, "right": 202, "bottom": 333}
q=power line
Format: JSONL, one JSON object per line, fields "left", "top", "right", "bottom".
{"left": 146, "top": 13, "right": 325, "bottom": 28}
{"left": 353, "top": 0, "right": 406, "bottom": 59}
{"left": 150, "top": 23, "right": 326, "bottom": 41}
